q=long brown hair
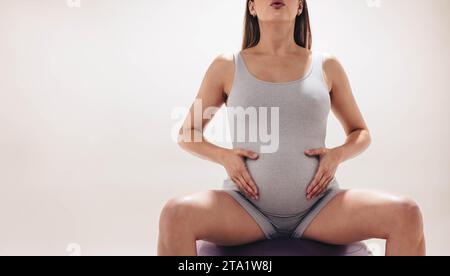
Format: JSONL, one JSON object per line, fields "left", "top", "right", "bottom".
{"left": 242, "top": 0, "right": 312, "bottom": 50}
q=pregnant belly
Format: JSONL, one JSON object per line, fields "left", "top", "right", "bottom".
{"left": 245, "top": 153, "right": 322, "bottom": 215}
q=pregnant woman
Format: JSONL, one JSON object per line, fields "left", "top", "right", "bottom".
{"left": 158, "top": 0, "right": 426, "bottom": 256}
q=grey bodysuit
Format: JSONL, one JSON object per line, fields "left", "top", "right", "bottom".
{"left": 222, "top": 50, "right": 345, "bottom": 239}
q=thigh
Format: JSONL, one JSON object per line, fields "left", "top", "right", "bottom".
{"left": 302, "top": 189, "right": 402, "bottom": 245}
{"left": 178, "top": 190, "right": 266, "bottom": 246}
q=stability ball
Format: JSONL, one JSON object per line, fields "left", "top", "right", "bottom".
{"left": 197, "top": 239, "right": 372, "bottom": 256}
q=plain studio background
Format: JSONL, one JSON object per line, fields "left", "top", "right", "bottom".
{"left": 0, "top": 0, "right": 449, "bottom": 256}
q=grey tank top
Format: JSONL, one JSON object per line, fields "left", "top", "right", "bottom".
{"left": 222, "top": 50, "right": 339, "bottom": 216}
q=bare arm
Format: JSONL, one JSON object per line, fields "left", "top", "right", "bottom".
{"left": 178, "top": 53, "right": 259, "bottom": 199}
{"left": 324, "top": 53, "right": 372, "bottom": 163}
{"left": 177, "top": 53, "right": 231, "bottom": 165}
{"left": 306, "top": 53, "right": 372, "bottom": 199}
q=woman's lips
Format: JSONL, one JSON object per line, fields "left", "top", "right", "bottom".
{"left": 271, "top": 1, "right": 285, "bottom": 9}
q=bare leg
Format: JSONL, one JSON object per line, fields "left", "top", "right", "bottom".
{"left": 157, "top": 190, "right": 266, "bottom": 256}
{"left": 302, "top": 190, "right": 426, "bottom": 256}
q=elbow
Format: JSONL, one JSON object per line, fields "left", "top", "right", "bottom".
{"left": 348, "top": 127, "right": 372, "bottom": 148}
{"left": 177, "top": 127, "right": 198, "bottom": 150}
{"left": 177, "top": 127, "right": 204, "bottom": 150}
{"left": 177, "top": 139, "right": 185, "bottom": 150}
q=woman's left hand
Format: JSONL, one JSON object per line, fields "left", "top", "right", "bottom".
{"left": 304, "top": 147, "right": 343, "bottom": 200}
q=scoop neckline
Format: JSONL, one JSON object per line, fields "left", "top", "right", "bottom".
{"left": 238, "top": 50, "right": 316, "bottom": 86}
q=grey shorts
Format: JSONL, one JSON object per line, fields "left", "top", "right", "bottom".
{"left": 223, "top": 187, "right": 345, "bottom": 240}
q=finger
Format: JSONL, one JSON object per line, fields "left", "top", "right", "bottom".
{"left": 231, "top": 176, "right": 242, "bottom": 192}
{"left": 242, "top": 170, "right": 258, "bottom": 193}
{"left": 311, "top": 174, "right": 333, "bottom": 199}
{"left": 316, "top": 173, "right": 331, "bottom": 192}
{"left": 304, "top": 148, "right": 324, "bottom": 156}
{"left": 242, "top": 170, "right": 259, "bottom": 197}
{"left": 236, "top": 149, "right": 259, "bottom": 160}
{"left": 308, "top": 173, "right": 327, "bottom": 199}
{"left": 232, "top": 176, "right": 248, "bottom": 196}
{"left": 314, "top": 176, "right": 333, "bottom": 198}
{"left": 307, "top": 169, "right": 324, "bottom": 194}
{"left": 235, "top": 176, "right": 254, "bottom": 198}
{"left": 308, "top": 182, "right": 323, "bottom": 200}
{"left": 238, "top": 175, "right": 257, "bottom": 199}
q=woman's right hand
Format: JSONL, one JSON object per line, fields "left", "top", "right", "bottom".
{"left": 221, "top": 149, "right": 259, "bottom": 200}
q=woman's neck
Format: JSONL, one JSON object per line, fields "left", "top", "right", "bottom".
{"left": 253, "top": 21, "right": 299, "bottom": 56}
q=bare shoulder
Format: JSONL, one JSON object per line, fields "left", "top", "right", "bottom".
{"left": 203, "top": 52, "right": 234, "bottom": 80}
{"left": 321, "top": 52, "right": 350, "bottom": 91}
{"left": 206, "top": 52, "right": 236, "bottom": 95}
{"left": 216, "top": 51, "right": 235, "bottom": 63}
{"left": 195, "top": 52, "right": 236, "bottom": 101}
{"left": 208, "top": 52, "right": 235, "bottom": 72}
{"left": 322, "top": 52, "right": 345, "bottom": 72}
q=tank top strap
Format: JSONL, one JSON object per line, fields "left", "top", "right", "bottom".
{"left": 232, "top": 50, "right": 242, "bottom": 82}
{"left": 311, "top": 50, "right": 325, "bottom": 79}
{"left": 233, "top": 50, "right": 246, "bottom": 82}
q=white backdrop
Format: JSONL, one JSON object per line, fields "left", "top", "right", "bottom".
{"left": 0, "top": 0, "right": 449, "bottom": 256}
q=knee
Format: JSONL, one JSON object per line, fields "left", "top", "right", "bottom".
{"left": 159, "top": 196, "right": 195, "bottom": 234}
{"left": 393, "top": 197, "right": 424, "bottom": 235}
